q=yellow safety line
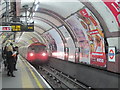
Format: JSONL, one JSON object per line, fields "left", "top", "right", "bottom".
{"left": 23, "top": 60, "right": 44, "bottom": 89}
{"left": 20, "top": 60, "right": 34, "bottom": 88}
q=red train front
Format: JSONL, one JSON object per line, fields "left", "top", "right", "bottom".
{"left": 26, "top": 43, "right": 49, "bottom": 65}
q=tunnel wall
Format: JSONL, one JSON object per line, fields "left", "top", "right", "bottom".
{"left": 107, "top": 53, "right": 120, "bottom": 73}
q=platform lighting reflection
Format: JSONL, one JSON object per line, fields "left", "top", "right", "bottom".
{"left": 32, "top": 0, "right": 40, "bottom": 17}
{"left": 35, "top": 4, "right": 39, "bottom": 11}
{"left": 66, "top": 37, "right": 71, "bottom": 40}
{"left": 52, "top": 52, "right": 67, "bottom": 57}
{"left": 64, "top": 53, "right": 68, "bottom": 57}
{"left": 69, "top": 55, "right": 74, "bottom": 59}
{"left": 15, "top": 37, "right": 20, "bottom": 42}
{"left": 32, "top": 4, "right": 39, "bottom": 16}
{"left": 34, "top": 0, "right": 39, "bottom": 4}
{"left": 16, "top": 35, "right": 24, "bottom": 42}
{"left": 33, "top": 13, "right": 35, "bottom": 16}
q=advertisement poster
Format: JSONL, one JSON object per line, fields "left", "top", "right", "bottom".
{"left": 66, "top": 8, "right": 106, "bottom": 67}
{"left": 79, "top": 8, "right": 106, "bottom": 67}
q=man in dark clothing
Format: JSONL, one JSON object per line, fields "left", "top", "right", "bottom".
{"left": 13, "top": 46, "right": 19, "bottom": 70}
{"left": 2, "top": 46, "right": 7, "bottom": 68}
{"left": 6, "top": 51, "right": 15, "bottom": 77}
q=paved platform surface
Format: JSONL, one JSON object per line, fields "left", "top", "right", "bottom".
{"left": 0, "top": 55, "right": 52, "bottom": 89}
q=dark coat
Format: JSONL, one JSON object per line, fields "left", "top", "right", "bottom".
{"left": 6, "top": 51, "right": 15, "bottom": 71}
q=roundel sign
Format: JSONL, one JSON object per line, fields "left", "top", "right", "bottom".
{"left": 109, "top": 49, "right": 114, "bottom": 59}
{"left": 108, "top": 47, "right": 116, "bottom": 62}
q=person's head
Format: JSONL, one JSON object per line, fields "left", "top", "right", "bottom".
{"left": 6, "top": 45, "right": 13, "bottom": 52}
{"left": 15, "top": 46, "right": 18, "bottom": 50}
{"left": 15, "top": 46, "right": 18, "bottom": 48}
{"left": 10, "top": 43, "right": 13, "bottom": 46}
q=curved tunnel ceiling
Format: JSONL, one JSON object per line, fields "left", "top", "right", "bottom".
{"left": 2, "top": 0, "right": 118, "bottom": 48}
{"left": 18, "top": 1, "right": 86, "bottom": 44}
{"left": 39, "top": 1, "right": 84, "bottom": 18}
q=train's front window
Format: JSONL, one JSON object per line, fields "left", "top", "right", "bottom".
{"left": 34, "top": 45, "right": 46, "bottom": 53}
{"left": 28, "top": 46, "right": 35, "bottom": 52}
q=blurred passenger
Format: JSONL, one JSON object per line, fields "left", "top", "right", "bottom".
{"left": 6, "top": 45, "right": 15, "bottom": 77}
{"left": 13, "top": 46, "right": 19, "bottom": 70}
{"left": 10, "top": 43, "right": 15, "bottom": 51}
{"left": 2, "top": 46, "right": 7, "bottom": 68}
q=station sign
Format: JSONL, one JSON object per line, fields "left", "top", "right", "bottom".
{"left": 11, "top": 23, "right": 34, "bottom": 32}
{"left": 0, "top": 22, "right": 34, "bottom": 32}
{"left": 26, "top": 24, "right": 34, "bottom": 32}
{"left": 108, "top": 47, "right": 116, "bottom": 62}
{"left": 11, "top": 24, "right": 21, "bottom": 31}
{"left": 0, "top": 26, "right": 11, "bottom": 32}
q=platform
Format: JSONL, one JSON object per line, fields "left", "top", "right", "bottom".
{"left": 0, "top": 55, "right": 52, "bottom": 89}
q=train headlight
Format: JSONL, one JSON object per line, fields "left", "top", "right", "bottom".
{"left": 42, "top": 53, "right": 46, "bottom": 56}
{"left": 29, "top": 53, "right": 34, "bottom": 56}
{"left": 27, "top": 52, "right": 35, "bottom": 61}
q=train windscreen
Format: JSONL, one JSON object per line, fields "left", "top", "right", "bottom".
{"left": 28, "top": 45, "right": 47, "bottom": 53}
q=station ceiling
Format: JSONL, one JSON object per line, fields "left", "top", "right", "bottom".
{"left": 0, "top": 0, "right": 119, "bottom": 48}
{"left": 18, "top": 1, "right": 86, "bottom": 45}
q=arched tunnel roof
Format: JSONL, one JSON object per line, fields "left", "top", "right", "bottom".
{"left": 0, "top": 0, "right": 119, "bottom": 49}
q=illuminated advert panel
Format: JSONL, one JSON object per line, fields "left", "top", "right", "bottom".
{"left": 66, "top": 8, "right": 106, "bottom": 67}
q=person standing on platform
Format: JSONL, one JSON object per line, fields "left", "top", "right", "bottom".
{"left": 6, "top": 45, "right": 15, "bottom": 77}
{"left": 13, "top": 46, "right": 19, "bottom": 71}
{"left": 2, "top": 46, "right": 8, "bottom": 68}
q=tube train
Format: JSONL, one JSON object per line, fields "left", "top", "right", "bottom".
{"left": 19, "top": 42, "right": 49, "bottom": 68}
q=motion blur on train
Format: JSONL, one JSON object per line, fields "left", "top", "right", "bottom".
{"left": 19, "top": 42, "right": 49, "bottom": 68}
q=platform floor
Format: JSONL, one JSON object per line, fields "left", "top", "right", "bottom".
{"left": 0, "top": 55, "right": 52, "bottom": 89}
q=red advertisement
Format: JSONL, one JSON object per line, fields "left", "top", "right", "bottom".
{"left": 89, "top": 29, "right": 99, "bottom": 35}
{"left": 90, "top": 52, "right": 106, "bottom": 66}
{"left": 66, "top": 8, "right": 107, "bottom": 67}
{"left": 80, "top": 9, "right": 98, "bottom": 26}
{"left": 79, "top": 8, "right": 90, "bottom": 18}
{"left": 79, "top": 8, "right": 107, "bottom": 67}
{"left": 89, "top": 16, "right": 98, "bottom": 26}
{"left": 102, "top": 0, "right": 120, "bottom": 26}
